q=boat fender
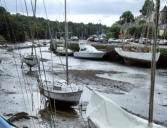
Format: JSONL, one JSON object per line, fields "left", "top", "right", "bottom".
{"left": 40, "top": 88, "right": 44, "bottom": 94}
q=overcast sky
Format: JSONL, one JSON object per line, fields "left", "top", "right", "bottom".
{"left": 0, "top": 0, "right": 166, "bottom": 26}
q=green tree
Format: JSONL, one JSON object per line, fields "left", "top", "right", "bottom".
{"left": 139, "top": 20, "right": 146, "bottom": 25}
{"left": 0, "top": 35, "right": 5, "bottom": 42}
{"left": 0, "top": 6, "right": 8, "bottom": 15}
{"left": 120, "top": 11, "right": 135, "bottom": 24}
{"left": 140, "top": 0, "right": 154, "bottom": 16}
{"left": 107, "top": 24, "right": 122, "bottom": 38}
{"left": 127, "top": 25, "right": 138, "bottom": 38}
{"left": 127, "top": 23, "right": 155, "bottom": 38}
{"left": 0, "top": 6, "right": 110, "bottom": 42}
{"left": 106, "top": 32, "right": 115, "bottom": 39}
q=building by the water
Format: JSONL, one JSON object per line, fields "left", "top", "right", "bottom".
{"left": 159, "top": 5, "right": 167, "bottom": 36}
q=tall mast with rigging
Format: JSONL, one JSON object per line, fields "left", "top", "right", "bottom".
{"left": 64, "top": 0, "right": 69, "bottom": 85}
{"left": 30, "top": 0, "right": 37, "bottom": 55}
{"left": 148, "top": 0, "right": 160, "bottom": 124}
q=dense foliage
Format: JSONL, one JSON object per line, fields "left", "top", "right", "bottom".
{"left": 0, "top": 6, "right": 109, "bottom": 43}
{"left": 127, "top": 23, "right": 155, "bottom": 38}
{"left": 106, "top": 21, "right": 155, "bottom": 39}
{"left": 106, "top": 24, "right": 122, "bottom": 39}
{"left": 119, "top": 11, "right": 135, "bottom": 24}
{"left": 106, "top": 0, "right": 156, "bottom": 39}
{"left": 0, "top": 35, "right": 5, "bottom": 42}
{"left": 140, "top": 0, "right": 154, "bottom": 16}
{"left": 0, "top": 7, "right": 26, "bottom": 42}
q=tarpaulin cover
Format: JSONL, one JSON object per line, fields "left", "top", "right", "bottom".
{"left": 86, "top": 91, "right": 164, "bottom": 128}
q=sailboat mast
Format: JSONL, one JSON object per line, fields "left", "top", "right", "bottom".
{"left": 31, "top": 0, "right": 37, "bottom": 55}
{"left": 64, "top": 0, "right": 69, "bottom": 85}
{"left": 148, "top": 0, "right": 160, "bottom": 123}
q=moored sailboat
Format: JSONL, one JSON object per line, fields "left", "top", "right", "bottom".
{"left": 115, "top": 2, "right": 160, "bottom": 66}
{"left": 115, "top": 47, "right": 160, "bottom": 65}
{"left": 21, "top": 2, "right": 39, "bottom": 71}
{"left": 38, "top": 0, "right": 82, "bottom": 107}
{"left": 39, "top": 80, "right": 82, "bottom": 106}
{"left": 56, "top": 46, "right": 73, "bottom": 56}
{"left": 21, "top": 54, "right": 39, "bottom": 70}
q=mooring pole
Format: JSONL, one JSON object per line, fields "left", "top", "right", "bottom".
{"left": 148, "top": 0, "right": 160, "bottom": 124}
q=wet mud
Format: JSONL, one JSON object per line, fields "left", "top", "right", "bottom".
{"left": 0, "top": 43, "right": 167, "bottom": 127}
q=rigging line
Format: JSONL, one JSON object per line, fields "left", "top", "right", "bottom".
{"left": 0, "top": 3, "right": 39, "bottom": 127}
{"left": 56, "top": 55, "right": 74, "bottom": 92}
{"left": 34, "top": 38, "right": 56, "bottom": 127}
{"left": 33, "top": 33, "right": 54, "bottom": 127}
{"left": 34, "top": 0, "right": 37, "bottom": 15}
{"left": 8, "top": 1, "right": 34, "bottom": 125}
{"left": 29, "top": 0, "right": 48, "bottom": 87}
{"left": 136, "top": 1, "right": 151, "bottom": 51}
{"left": 33, "top": 39, "right": 48, "bottom": 108}
{"left": 30, "top": 0, "right": 37, "bottom": 55}
{"left": 42, "top": 0, "right": 55, "bottom": 86}
{"left": 28, "top": 0, "right": 45, "bottom": 114}
{"left": 20, "top": 0, "right": 24, "bottom": 15}
{"left": 42, "top": 0, "right": 53, "bottom": 39}
{"left": 35, "top": 37, "right": 48, "bottom": 87}
{"left": 1, "top": 0, "right": 28, "bottom": 112}
{"left": 23, "top": 0, "right": 29, "bottom": 16}
{"left": 3, "top": 0, "right": 39, "bottom": 127}
{"left": 20, "top": 0, "right": 42, "bottom": 119}
{"left": 30, "top": 0, "right": 35, "bottom": 17}
{"left": 16, "top": 0, "right": 17, "bottom": 13}
{"left": 17, "top": 0, "right": 34, "bottom": 114}
{"left": 0, "top": 1, "right": 11, "bottom": 44}
{"left": 13, "top": 0, "right": 40, "bottom": 126}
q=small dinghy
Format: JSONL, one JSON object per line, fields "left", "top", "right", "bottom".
{"left": 0, "top": 116, "right": 16, "bottom": 128}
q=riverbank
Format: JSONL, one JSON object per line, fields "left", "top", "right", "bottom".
{"left": 67, "top": 41, "right": 167, "bottom": 68}
{"left": 2, "top": 40, "right": 167, "bottom": 68}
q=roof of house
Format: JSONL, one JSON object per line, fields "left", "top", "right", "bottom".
{"left": 161, "top": 5, "right": 167, "bottom": 12}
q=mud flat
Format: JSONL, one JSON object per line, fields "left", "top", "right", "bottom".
{"left": 0, "top": 43, "right": 167, "bottom": 127}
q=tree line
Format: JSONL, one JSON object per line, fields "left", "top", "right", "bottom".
{"left": 0, "top": 0, "right": 165, "bottom": 43}
{"left": 0, "top": 6, "right": 109, "bottom": 43}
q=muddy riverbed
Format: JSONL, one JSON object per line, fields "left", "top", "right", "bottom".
{"left": 0, "top": 43, "right": 167, "bottom": 127}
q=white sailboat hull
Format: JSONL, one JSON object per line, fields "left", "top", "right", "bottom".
{"left": 21, "top": 55, "right": 39, "bottom": 67}
{"left": 74, "top": 52, "right": 105, "bottom": 59}
{"left": 115, "top": 48, "right": 160, "bottom": 65}
{"left": 56, "top": 47, "right": 73, "bottom": 56}
{"left": 87, "top": 91, "right": 164, "bottom": 128}
{"left": 39, "top": 86, "right": 82, "bottom": 106}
